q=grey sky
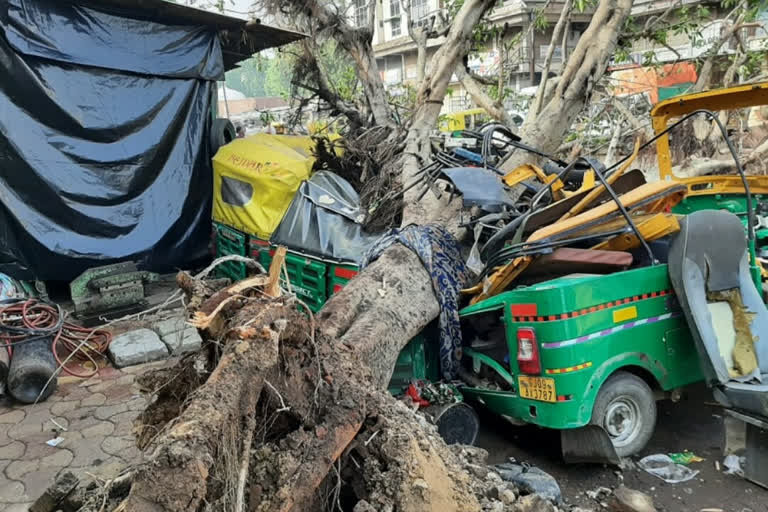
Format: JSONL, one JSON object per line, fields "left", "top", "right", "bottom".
{"left": 217, "top": 0, "right": 257, "bottom": 18}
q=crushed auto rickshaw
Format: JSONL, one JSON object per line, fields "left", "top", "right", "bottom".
{"left": 457, "top": 82, "right": 768, "bottom": 467}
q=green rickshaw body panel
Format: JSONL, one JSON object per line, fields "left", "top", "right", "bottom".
{"left": 459, "top": 265, "right": 704, "bottom": 430}
{"left": 674, "top": 194, "right": 768, "bottom": 242}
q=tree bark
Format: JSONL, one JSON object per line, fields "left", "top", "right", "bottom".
{"left": 502, "top": 0, "right": 635, "bottom": 171}
{"left": 401, "top": 0, "right": 498, "bottom": 224}
{"left": 126, "top": 299, "right": 294, "bottom": 511}
{"left": 531, "top": 0, "right": 572, "bottom": 117}
{"left": 403, "top": 0, "right": 431, "bottom": 84}
{"left": 605, "top": 121, "right": 622, "bottom": 164}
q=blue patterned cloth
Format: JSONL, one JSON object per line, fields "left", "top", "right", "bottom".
{"left": 362, "top": 225, "right": 472, "bottom": 379}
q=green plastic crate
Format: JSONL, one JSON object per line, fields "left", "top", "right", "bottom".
{"left": 328, "top": 264, "right": 359, "bottom": 296}
{"left": 248, "top": 238, "right": 273, "bottom": 270}
{"left": 284, "top": 253, "right": 328, "bottom": 312}
{"left": 387, "top": 329, "right": 440, "bottom": 395}
{"left": 215, "top": 223, "right": 248, "bottom": 281}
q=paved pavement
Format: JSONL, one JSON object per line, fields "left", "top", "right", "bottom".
{"left": 0, "top": 361, "right": 168, "bottom": 511}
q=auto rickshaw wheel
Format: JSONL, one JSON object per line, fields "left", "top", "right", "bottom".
{"left": 590, "top": 371, "right": 657, "bottom": 457}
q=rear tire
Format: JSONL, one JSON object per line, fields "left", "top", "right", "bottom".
{"left": 590, "top": 371, "right": 656, "bottom": 457}
{"left": 210, "top": 118, "right": 236, "bottom": 156}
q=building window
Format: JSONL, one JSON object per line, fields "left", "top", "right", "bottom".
{"left": 539, "top": 45, "right": 563, "bottom": 62}
{"left": 390, "top": 0, "right": 401, "bottom": 17}
{"left": 353, "top": 0, "right": 367, "bottom": 27}
{"left": 390, "top": 0, "right": 401, "bottom": 37}
{"left": 391, "top": 18, "right": 402, "bottom": 37}
{"left": 412, "top": 0, "right": 428, "bottom": 21}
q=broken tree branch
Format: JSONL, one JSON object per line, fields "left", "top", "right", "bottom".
{"left": 455, "top": 64, "right": 520, "bottom": 130}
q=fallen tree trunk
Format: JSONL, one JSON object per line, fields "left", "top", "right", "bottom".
{"left": 114, "top": 246, "right": 494, "bottom": 512}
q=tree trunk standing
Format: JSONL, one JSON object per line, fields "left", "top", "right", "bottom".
{"left": 416, "top": 33, "right": 428, "bottom": 83}
{"left": 605, "top": 121, "right": 623, "bottom": 164}
{"left": 401, "top": 0, "right": 498, "bottom": 225}
{"left": 531, "top": 0, "right": 572, "bottom": 117}
{"left": 561, "top": 13, "right": 571, "bottom": 63}
{"left": 497, "top": 29, "right": 506, "bottom": 96}
{"left": 403, "top": 0, "right": 429, "bottom": 84}
{"left": 502, "top": 0, "right": 635, "bottom": 171}
{"left": 347, "top": 37, "right": 393, "bottom": 126}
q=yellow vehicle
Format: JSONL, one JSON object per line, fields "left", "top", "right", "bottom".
{"left": 651, "top": 81, "right": 768, "bottom": 284}
{"left": 439, "top": 108, "right": 492, "bottom": 134}
{"left": 212, "top": 133, "right": 317, "bottom": 240}
{"left": 651, "top": 81, "right": 768, "bottom": 192}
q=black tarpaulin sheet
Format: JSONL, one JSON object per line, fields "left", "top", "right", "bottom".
{"left": 0, "top": 0, "right": 221, "bottom": 280}
{"left": 2, "top": 0, "right": 224, "bottom": 79}
{"left": 270, "top": 172, "right": 381, "bottom": 264}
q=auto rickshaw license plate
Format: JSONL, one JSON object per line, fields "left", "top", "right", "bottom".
{"left": 518, "top": 376, "right": 556, "bottom": 403}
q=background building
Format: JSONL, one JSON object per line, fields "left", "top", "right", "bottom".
{"left": 359, "top": 0, "right": 768, "bottom": 113}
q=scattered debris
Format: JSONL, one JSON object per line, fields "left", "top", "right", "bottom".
{"left": 512, "top": 494, "right": 557, "bottom": 512}
{"left": 618, "top": 458, "right": 637, "bottom": 471}
{"left": 609, "top": 485, "right": 656, "bottom": 512}
{"left": 495, "top": 460, "right": 562, "bottom": 503}
{"left": 638, "top": 454, "right": 700, "bottom": 483}
{"left": 29, "top": 471, "right": 80, "bottom": 512}
{"left": 723, "top": 454, "right": 746, "bottom": 476}
{"left": 668, "top": 452, "right": 704, "bottom": 465}
{"left": 46, "top": 436, "right": 65, "bottom": 447}
{"left": 585, "top": 486, "right": 613, "bottom": 502}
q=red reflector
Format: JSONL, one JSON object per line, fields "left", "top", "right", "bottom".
{"left": 511, "top": 304, "right": 537, "bottom": 317}
{"left": 333, "top": 284, "right": 343, "bottom": 294}
{"left": 334, "top": 267, "right": 358, "bottom": 279}
{"left": 251, "top": 240, "right": 269, "bottom": 247}
{"left": 269, "top": 250, "right": 275, "bottom": 257}
{"left": 517, "top": 327, "right": 541, "bottom": 375}
{"left": 557, "top": 395, "right": 573, "bottom": 402}
{"left": 250, "top": 249, "right": 260, "bottom": 257}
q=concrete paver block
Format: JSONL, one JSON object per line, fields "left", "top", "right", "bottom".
{"left": 0, "top": 410, "right": 25, "bottom": 424}
{"left": 159, "top": 327, "right": 202, "bottom": 355}
{"left": 152, "top": 316, "right": 188, "bottom": 338}
{"left": 108, "top": 329, "right": 169, "bottom": 368}
{"left": 0, "top": 480, "right": 26, "bottom": 504}
{"left": 0, "top": 441, "right": 25, "bottom": 460}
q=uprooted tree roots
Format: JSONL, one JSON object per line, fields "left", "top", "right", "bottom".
{"left": 51, "top": 248, "right": 554, "bottom": 512}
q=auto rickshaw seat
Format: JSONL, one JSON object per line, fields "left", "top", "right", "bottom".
{"left": 668, "top": 210, "right": 768, "bottom": 417}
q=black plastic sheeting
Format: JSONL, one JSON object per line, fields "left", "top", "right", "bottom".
{"left": 0, "top": 0, "right": 221, "bottom": 280}
{"left": 270, "top": 172, "right": 381, "bottom": 264}
{"left": 441, "top": 167, "right": 517, "bottom": 213}
{"left": 2, "top": 0, "right": 224, "bottom": 80}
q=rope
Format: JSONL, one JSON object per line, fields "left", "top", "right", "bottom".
{"left": 0, "top": 298, "right": 112, "bottom": 378}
